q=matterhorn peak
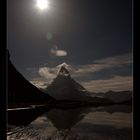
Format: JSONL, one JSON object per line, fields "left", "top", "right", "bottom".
{"left": 58, "top": 65, "right": 70, "bottom": 77}
{"left": 57, "top": 62, "right": 69, "bottom": 69}
{"left": 45, "top": 62, "right": 92, "bottom": 101}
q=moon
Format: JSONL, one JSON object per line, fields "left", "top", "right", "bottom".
{"left": 36, "top": 0, "right": 49, "bottom": 10}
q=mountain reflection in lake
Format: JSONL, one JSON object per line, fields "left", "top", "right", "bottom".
{"left": 7, "top": 105, "right": 132, "bottom": 140}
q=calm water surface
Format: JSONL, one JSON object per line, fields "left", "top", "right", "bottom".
{"left": 7, "top": 105, "right": 132, "bottom": 140}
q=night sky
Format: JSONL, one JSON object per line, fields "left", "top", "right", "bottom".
{"left": 8, "top": 0, "right": 132, "bottom": 92}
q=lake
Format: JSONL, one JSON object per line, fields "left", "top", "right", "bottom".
{"left": 7, "top": 105, "right": 132, "bottom": 140}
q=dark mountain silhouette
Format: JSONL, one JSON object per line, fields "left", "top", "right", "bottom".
{"left": 105, "top": 90, "right": 132, "bottom": 103}
{"left": 7, "top": 50, "right": 54, "bottom": 108}
{"left": 45, "top": 65, "right": 93, "bottom": 100}
{"left": 93, "top": 90, "right": 132, "bottom": 104}
{"left": 45, "top": 64, "right": 113, "bottom": 105}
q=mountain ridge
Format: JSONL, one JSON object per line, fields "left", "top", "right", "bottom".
{"left": 44, "top": 65, "right": 132, "bottom": 105}
{"left": 44, "top": 65, "right": 111, "bottom": 104}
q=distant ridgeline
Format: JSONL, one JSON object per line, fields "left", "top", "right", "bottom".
{"left": 7, "top": 50, "right": 54, "bottom": 108}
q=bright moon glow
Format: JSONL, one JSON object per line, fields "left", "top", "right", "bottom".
{"left": 36, "top": 0, "right": 49, "bottom": 10}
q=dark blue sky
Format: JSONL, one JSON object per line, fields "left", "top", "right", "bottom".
{"left": 8, "top": 0, "right": 132, "bottom": 92}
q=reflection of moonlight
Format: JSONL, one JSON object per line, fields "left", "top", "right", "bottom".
{"left": 36, "top": 0, "right": 49, "bottom": 10}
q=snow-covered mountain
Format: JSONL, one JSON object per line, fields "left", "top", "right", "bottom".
{"left": 45, "top": 65, "right": 91, "bottom": 101}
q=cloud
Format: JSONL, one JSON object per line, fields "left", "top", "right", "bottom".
{"left": 30, "top": 80, "right": 47, "bottom": 89}
{"left": 51, "top": 49, "right": 67, "bottom": 57}
{"left": 71, "top": 53, "right": 132, "bottom": 77}
{"left": 37, "top": 63, "right": 72, "bottom": 87}
{"left": 38, "top": 53, "right": 132, "bottom": 79}
{"left": 29, "top": 77, "right": 48, "bottom": 89}
{"left": 30, "top": 75, "right": 133, "bottom": 92}
{"left": 81, "top": 76, "right": 133, "bottom": 92}
{"left": 36, "top": 53, "right": 132, "bottom": 90}
{"left": 55, "top": 50, "right": 67, "bottom": 56}
{"left": 38, "top": 67, "right": 57, "bottom": 82}
{"left": 50, "top": 46, "right": 67, "bottom": 57}
{"left": 38, "top": 62, "right": 74, "bottom": 82}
